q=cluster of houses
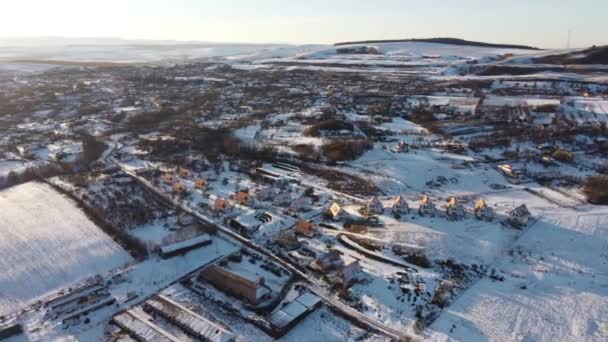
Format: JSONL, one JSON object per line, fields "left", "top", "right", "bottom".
{"left": 162, "top": 165, "right": 532, "bottom": 236}
{"left": 328, "top": 194, "right": 531, "bottom": 228}
{"left": 163, "top": 166, "right": 318, "bottom": 217}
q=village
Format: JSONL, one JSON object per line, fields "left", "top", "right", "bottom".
{"left": 1, "top": 41, "right": 608, "bottom": 341}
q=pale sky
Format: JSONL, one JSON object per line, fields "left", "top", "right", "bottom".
{"left": 1, "top": 0, "right": 607, "bottom": 48}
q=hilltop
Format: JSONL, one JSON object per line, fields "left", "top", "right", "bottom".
{"left": 334, "top": 37, "right": 540, "bottom": 50}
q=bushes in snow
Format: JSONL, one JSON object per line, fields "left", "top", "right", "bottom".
{"left": 583, "top": 175, "right": 608, "bottom": 204}
{"left": 304, "top": 119, "right": 355, "bottom": 137}
{"left": 321, "top": 139, "right": 372, "bottom": 162}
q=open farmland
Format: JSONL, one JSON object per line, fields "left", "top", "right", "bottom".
{"left": 0, "top": 182, "right": 132, "bottom": 316}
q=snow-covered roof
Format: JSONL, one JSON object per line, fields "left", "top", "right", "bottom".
{"left": 160, "top": 234, "right": 211, "bottom": 256}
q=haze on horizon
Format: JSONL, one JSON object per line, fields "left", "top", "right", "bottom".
{"left": 1, "top": 0, "right": 607, "bottom": 49}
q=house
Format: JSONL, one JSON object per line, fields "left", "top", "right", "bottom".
{"left": 276, "top": 230, "right": 301, "bottom": 250}
{"left": 316, "top": 250, "right": 343, "bottom": 271}
{"left": 366, "top": 196, "right": 384, "bottom": 215}
{"left": 328, "top": 202, "right": 343, "bottom": 221}
{"left": 273, "top": 192, "right": 293, "bottom": 207}
{"left": 295, "top": 220, "right": 316, "bottom": 237}
{"left": 392, "top": 140, "right": 409, "bottom": 153}
{"left": 474, "top": 198, "right": 494, "bottom": 221}
{"left": 194, "top": 178, "right": 208, "bottom": 190}
{"left": 552, "top": 149, "right": 574, "bottom": 162}
{"left": 213, "top": 198, "right": 231, "bottom": 213}
{"left": 497, "top": 164, "right": 525, "bottom": 181}
{"left": 509, "top": 204, "right": 531, "bottom": 228}
{"left": 418, "top": 195, "right": 436, "bottom": 216}
{"left": 235, "top": 191, "right": 253, "bottom": 206}
{"left": 178, "top": 167, "right": 193, "bottom": 179}
{"left": 390, "top": 195, "right": 409, "bottom": 214}
{"left": 446, "top": 197, "right": 466, "bottom": 220}
{"left": 340, "top": 258, "right": 362, "bottom": 285}
{"left": 172, "top": 182, "right": 186, "bottom": 194}
{"left": 446, "top": 142, "right": 465, "bottom": 154}
{"left": 178, "top": 211, "right": 195, "bottom": 226}
{"left": 316, "top": 250, "right": 361, "bottom": 286}
{"left": 163, "top": 173, "right": 175, "bottom": 184}
{"left": 290, "top": 196, "right": 312, "bottom": 212}
{"left": 256, "top": 186, "right": 277, "bottom": 201}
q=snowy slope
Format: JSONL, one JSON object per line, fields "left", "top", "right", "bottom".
{"left": 242, "top": 42, "right": 538, "bottom": 76}
{"left": 0, "top": 182, "right": 132, "bottom": 316}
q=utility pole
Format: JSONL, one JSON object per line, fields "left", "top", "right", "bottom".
{"left": 567, "top": 29, "right": 572, "bottom": 49}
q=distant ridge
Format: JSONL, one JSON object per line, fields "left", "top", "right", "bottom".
{"left": 334, "top": 38, "right": 540, "bottom": 50}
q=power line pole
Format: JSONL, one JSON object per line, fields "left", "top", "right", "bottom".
{"left": 567, "top": 29, "right": 572, "bottom": 49}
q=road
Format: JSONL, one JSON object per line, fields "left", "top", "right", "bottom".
{"left": 106, "top": 149, "right": 413, "bottom": 341}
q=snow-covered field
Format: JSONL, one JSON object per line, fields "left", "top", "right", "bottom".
{"left": 0, "top": 40, "right": 307, "bottom": 64}
{"left": 0, "top": 182, "right": 132, "bottom": 316}
{"left": 349, "top": 146, "right": 505, "bottom": 195}
{"left": 429, "top": 202, "right": 608, "bottom": 342}
{"left": 0, "top": 62, "right": 62, "bottom": 74}
{"left": 564, "top": 97, "right": 608, "bottom": 123}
